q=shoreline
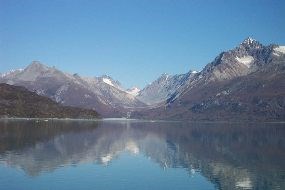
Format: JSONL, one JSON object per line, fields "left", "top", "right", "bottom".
{"left": 0, "top": 117, "right": 284, "bottom": 124}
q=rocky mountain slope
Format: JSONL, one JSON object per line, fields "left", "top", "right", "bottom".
{"left": 0, "top": 83, "right": 100, "bottom": 118}
{"left": 0, "top": 62, "right": 145, "bottom": 117}
{"left": 137, "top": 71, "right": 197, "bottom": 105}
{"left": 133, "top": 38, "right": 285, "bottom": 121}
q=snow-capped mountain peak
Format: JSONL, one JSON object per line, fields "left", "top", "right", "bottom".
{"left": 239, "top": 37, "right": 262, "bottom": 49}
{"left": 98, "top": 75, "right": 122, "bottom": 89}
{"left": 242, "top": 37, "right": 256, "bottom": 44}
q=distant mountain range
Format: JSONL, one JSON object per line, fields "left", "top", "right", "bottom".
{"left": 0, "top": 61, "right": 144, "bottom": 117}
{"left": 1, "top": 37, "right": 285, "bottom": 120}
{"left": 0, "top": 83, "right": 99, "bottom": 118}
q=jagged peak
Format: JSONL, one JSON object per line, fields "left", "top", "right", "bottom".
{"left": 243, "top": 37, "right": 256, "bottom": 44}
{"left": 239, "top": 37, "right": 263, "bottom": 49}
{"left": 155, "top": 73, "right": 170, "bottom": 83}
{"left": 159, "top": 73, "right": 171, "bottom": 78}
{"left": 98, "top": 75, "right": 122, "bottom": 89}
{"left": 99, "top": 75, "right": 119, "bottom": 84}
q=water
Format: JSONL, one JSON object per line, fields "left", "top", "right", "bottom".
{"left": 0, "top": 119, "right": 284, "bottom": 190}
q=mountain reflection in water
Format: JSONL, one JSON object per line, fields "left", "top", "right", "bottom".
{"left": 0, "top": 119, "right": 284, "bottom": 190}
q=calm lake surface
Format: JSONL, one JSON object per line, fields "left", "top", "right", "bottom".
{"left": 0, "top": 119, "right": 284, "bottom": 190}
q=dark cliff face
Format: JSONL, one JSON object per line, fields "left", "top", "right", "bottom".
{"left": 0, "top": 83, "right": 100, "bottom": 119}
{"left": 133, "top": 38, "right": 285, "bottom": 121}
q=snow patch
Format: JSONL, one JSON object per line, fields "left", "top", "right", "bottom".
{"left": 246, "top": 37, "right": 255, "bottom": 44}
{"left": 126, "top": 87, "right": 140, "bottom": 96}
{"left": 103, "top": 78, "right": 114, "bottom": 87}
{"left": 273, "top": 46, "right": 285, "bottom": 56}
{"left": 6, "top": 80, "right": 15, "bottom": 85}
{"left": 235, "top": 56, "right": 254, "bottom": 68}
{"left": 1, "top": 69, "right": 23, "bottom": 78}
{"left": 242, "top": 37, "right": 256, "bottom": 45}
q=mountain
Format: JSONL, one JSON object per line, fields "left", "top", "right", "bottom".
{"left": 133, "top": 37, "right": 285, "bottom": 121}
{"left": 0, "top": 61, "right": 145, "bottom": 117}
{"left": 199, "top": 37, "right": 277, "bottom": 81}
{"left": 0, "top": 83, "right": 100, "bottom": 118}
{"left": 137, "top": 71, "right": 197, "bottom": 105}
{"left": 97, "top": 74, "right": 123, "bottom": 90}
{"left": 1, "top": 37, "right": 284, "bottom": 121}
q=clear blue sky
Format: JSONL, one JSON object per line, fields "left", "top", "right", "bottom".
{"left": 1, "top": 0, "right": 285, "bottom": 88}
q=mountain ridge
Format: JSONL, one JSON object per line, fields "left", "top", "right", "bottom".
{"left": 0, "top": 61, "right": 145, "bottom": 117}
{"left": 1, "top": 37, "right": 284, "bottom": 120}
